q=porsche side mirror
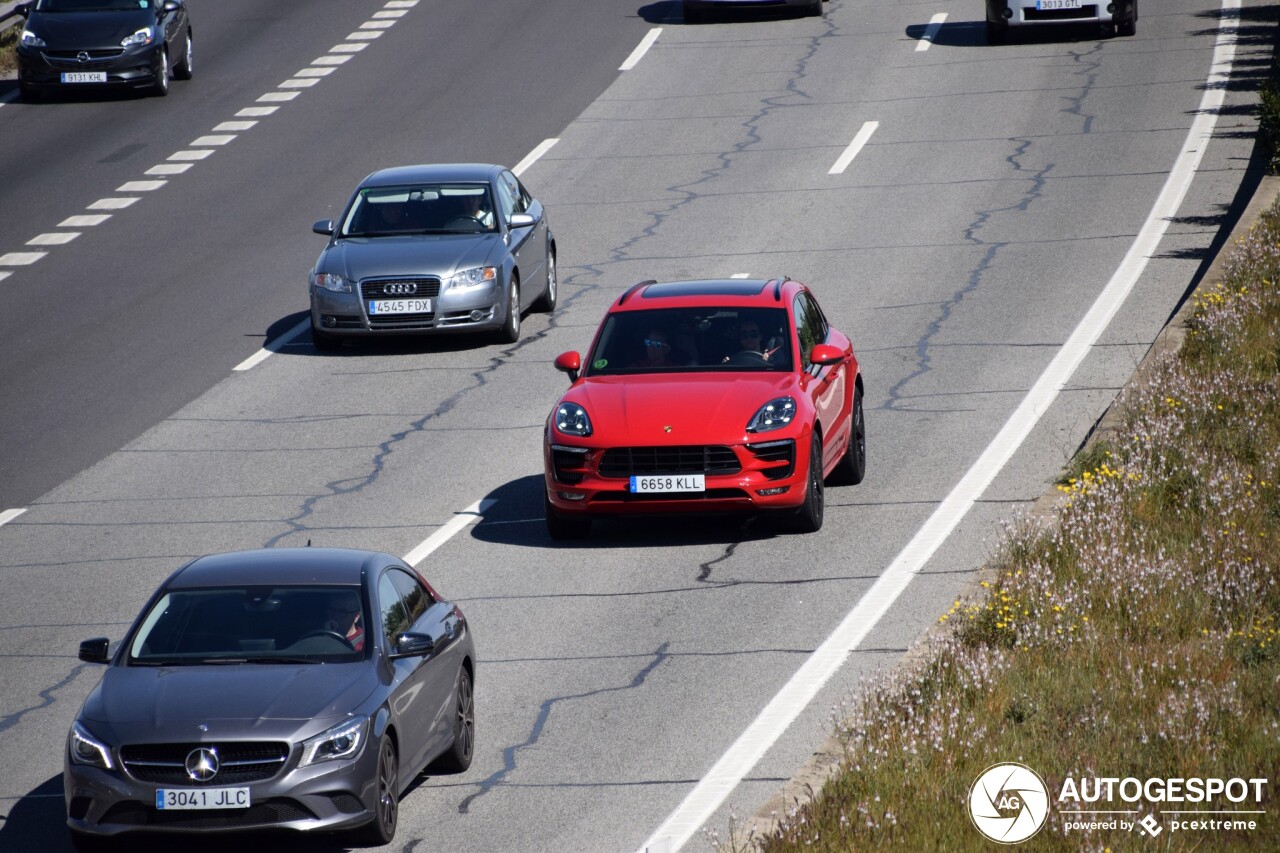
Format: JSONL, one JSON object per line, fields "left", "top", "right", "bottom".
{"left": 312, "top": 219, "right": 334, "bottom": 236}
{"left": 554, "top": 351, "right": 581, "bottom": 382}
{"left": 809, "top": 343, "right": 844, "bottom": 367}
{"left": 79, "top": 637, "right": 110, "bottom": 664}
{"left": 389, "top": 632, "right": 435, "bottom": 659}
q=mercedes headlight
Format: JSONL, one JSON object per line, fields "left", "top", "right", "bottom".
{"left": 69, "top": 721, "right": 113, "bottom": 770}
{"left": 312, "top": 272, "right": 352, "bottom": 293}
{"left": 299, "top": 716, "right": 368, "bottom": 768}
{"left": 746, "top": 397, "right": 796, "bottom": 433}
{"left": 121, "top": 27, "right": 154, "bottom": 48}
{"left": 554, "top": 402, "right": 592, "bottom": 437}
{"left": 446, "top": 266, "right": 497, "bottom": 291}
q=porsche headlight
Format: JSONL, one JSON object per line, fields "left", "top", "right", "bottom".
{"left": 554, "top": 402, "right": 592, "bottom": 437}
{"left": 446, "top": 266, "right": 497, "bottom": 291}
{"left": 121, "top": 27, "right": 154, "bottom": 48}
{"left": 299, "top": 716, "right": 367, "bottom": 768}
{"left": 20, "top": 30, "right": 46, "bottom": 48}
{"left": 69, "top": 721, "right": 113, "bottom": 770}
{"left": 312, "top": 272, "right": 352, "bottom": 293}
{"left": 746, "top": 397, "right": 796, "bottom": 433}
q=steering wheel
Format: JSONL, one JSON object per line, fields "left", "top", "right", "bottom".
{"left": 726, "top": 350, "right": 770, "bottom": 367}
{"left": 297, "top": 629, "right": 355, "bottom": 650}
{"left": 443, "top": 215, "right": 486, "bottom": 231}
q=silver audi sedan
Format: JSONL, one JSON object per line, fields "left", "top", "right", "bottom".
{"left": 63, "top": 548, "right": 476, "bottom": 850}
{"left": 308, "top": 163, "right": 557, "bottom": 350}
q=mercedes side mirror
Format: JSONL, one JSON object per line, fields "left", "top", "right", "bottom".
{"left": 389, "top": 632, "right": 435, "bottom": 659}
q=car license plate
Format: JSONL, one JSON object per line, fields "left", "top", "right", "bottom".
{"left": 629, "top": 474, "right": 706, "bottom": 493}
{"left": 1036, "top": 0, "right": 1082, "bottom": 9}
{"left": 368, "top": 298, "right": 432, "bottom": 315}
{"left": 61, "top": 72, "right": 107, "bottom": 83}
{"left": 156, "top": 787, "right": 250, "bottom": 810}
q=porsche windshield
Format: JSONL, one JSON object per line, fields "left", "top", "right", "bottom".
{"left": 585, "top": 307, "right": 793, "bottom": 375}
{"left": 128, "top": 585, "right": 366, "bottom": 664}
{"left": 340, "top": 183, "right": 496, "bottom": 237}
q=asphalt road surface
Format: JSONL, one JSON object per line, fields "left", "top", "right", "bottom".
{"left": 0, "top": 1, "right": 1272, "bottom": 851}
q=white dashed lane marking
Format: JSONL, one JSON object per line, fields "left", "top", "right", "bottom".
{"left": 620, "top": 28, "right": 661, "bottom": 71}
{"left": 237, "top": 106, "right": 279, "bottom": 116}
{"left": 28, "top": 233, "right": 80, "bottom": 246}
{"left": 0, "top": 509, "right": 27, "bottom": 527}
{"left": 190, "top": 135, "right": 235, "bottom": 146}
{"left": 917, "top": 13, "right": 947, "bottom": 51}
{"left": 258, "top": 92, "right": 300, "bottom": 102}
{"left": 59, "top": 215, "right": 111, "bottom": 227}
{"left": 829, "top": 120, "right": 879, "bottom": 175}
{"left": 88, "top": 198, "right": 139, "bottom": 210}
{"left": 0, "top": 253, "right": 47, "bottom": 266}
{"left": 147, "top": 164, "right": 192, "bottom": 175}
{"left": 214, "top": 121, "right": 258, "bottom": 132}
{"left": 117, "top": 181, "right": 166, "bottom": 192}
{"left": 168, "top": 150, "right": 214, "bottom": 161}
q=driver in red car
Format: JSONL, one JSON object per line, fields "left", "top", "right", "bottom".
{"left": 630, "top": 327, "right": 690, "bottom": 368}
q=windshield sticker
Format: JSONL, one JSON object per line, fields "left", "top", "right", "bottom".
{"left": 593, "top": 358, "right": 608, "bottom": 370}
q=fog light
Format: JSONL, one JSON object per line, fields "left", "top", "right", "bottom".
{"left": 323, "top": 315, "right": 338, "bottom": 328}
{"left": 1002, "top": 7, "right": 1012, "bottom": 18}
{"left": 471, "top": 309, "right": 488, "bottom": 321}
{"left": 558, "top": 491, "right": 586, "bottom": 501}
{"left": 756, "top": 486, "right": 790, "bottom": 496}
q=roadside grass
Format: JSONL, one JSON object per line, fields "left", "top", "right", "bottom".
{"left": 719, "top": 202, "right": 1280, "bottom": 850}
{"left": 0, "top": 21, "right": 18, "bottom": 76}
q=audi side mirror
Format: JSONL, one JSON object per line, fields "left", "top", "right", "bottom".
{"left": 312, "top": 219, "right": 334, "bottom": 236}
{"left": 508, "top": 213, "right": 536, "bottom": 229}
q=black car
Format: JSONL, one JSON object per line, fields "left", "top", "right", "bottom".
{"left": 15, "top": 0, "right": 192, "bottom": 101}
{"left": 63, "top": 548, "right": 476, "bottom": 849}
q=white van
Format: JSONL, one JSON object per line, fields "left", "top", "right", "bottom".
{"left": 985, "top": 0, "right": 1137, "bottom": 42}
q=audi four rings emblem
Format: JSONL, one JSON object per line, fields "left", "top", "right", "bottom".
{"left": 185, "top": 748, "right": 220, "bottom": 782}
{"left": 383, "top": 282, "right": 418, "bottom": 295}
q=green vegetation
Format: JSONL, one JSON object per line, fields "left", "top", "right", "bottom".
{"left": 726, "top": 202, "right": 1280, "bottom": 850}
{"left": 0, "top": 21, "right": 18, "bottom": 76}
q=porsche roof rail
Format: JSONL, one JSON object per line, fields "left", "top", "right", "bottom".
{"left": 618, "top": 280, "right": 658, "bottom": 305}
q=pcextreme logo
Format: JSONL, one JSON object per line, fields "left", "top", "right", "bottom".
{"left": 968, "top": 764, "right": 1270, "bottom": 843}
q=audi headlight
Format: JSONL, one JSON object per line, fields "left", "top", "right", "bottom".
{"left": 554, "top": 402, "right": 592, "bottom": 437}
{"left": 121, "top": 27, "right": 154, "bottom": 48}
{"left": 299, "top": 716, "right": 367, "bottom": 768}
{"left": 446, "top": 266, "right": 497, "bottom": 291}
{"left": 69, "top": 721, "right": 113, "bottom": 770}
{"left": 20, "top": 30, "right": 46, "bottom": 48}
{"left": 312, "top": 272, "right": 352, "bottom": 293}
{"left": 746, "top": 397, "right": 796, "bottom": 433}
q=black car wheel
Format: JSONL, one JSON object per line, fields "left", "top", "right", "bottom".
{"left": 1117, "top": 0, "right": 1137, "bottom": 36}
{"left": 354, "top": 733, "right": 398, "bottom": 845}
{"left": 430, "top": 668, "right": 475, "bottom": 772}
{"left": 499, "top": 275, "right": 521, "bottom": 343}
{"left": 827, "top": 389, "right": 866, "bottom": 486}
{"left": 545, "top": 492, "right": 591, "bottom": 540}
{"left": 805, "top": 0, "right": 822, "bottom": 16}
{"left": 790, "top": 434, "right": 825, "bottom": 533}
{"left": 535, "top": 249, "right": 557, "bottom": 313}
{"left": 174, "top": 31, "right": 193, "bottom": 80}
{"left": 152, "top": 47, "right": 169, "bottom": 96}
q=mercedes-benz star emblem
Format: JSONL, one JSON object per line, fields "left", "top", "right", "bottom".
{"left": 384, "top": 282, "right": 418, "bottom": 295}
{"left": 77, "top": 51, "right": 90, "bottom": 63}
{"left": 185, "top": 747, "right": 220, "bottom": 782}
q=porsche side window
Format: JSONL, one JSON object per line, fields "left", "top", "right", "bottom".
{"left": 792, "top": 295, "right": 817, "bottom": 367}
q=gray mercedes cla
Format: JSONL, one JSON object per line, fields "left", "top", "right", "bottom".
{"left": 309, "top": 163, "right": 557, "bottom": 350}
{"left": 63, "top": 548, "right": 476, "bottom": 849}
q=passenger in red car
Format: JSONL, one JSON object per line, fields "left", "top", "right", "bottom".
{"left": 630, "top": 328, "right": 689, "bottom": 368}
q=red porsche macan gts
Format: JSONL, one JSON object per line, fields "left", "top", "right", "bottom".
{"left": 543, "top": 278, "right": 865, "bottom": 539}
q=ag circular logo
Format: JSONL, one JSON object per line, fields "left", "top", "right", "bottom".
{"left": 968, "top": 762, "right": 1050, "bottom": 844}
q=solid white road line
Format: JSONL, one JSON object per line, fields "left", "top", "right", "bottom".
{"left": 828, "top": 121, "right": 879, "bottom": 175}
{"left": 513, "top": 139, "right": 560, "bottom": 176}
{"left": 232, "top": 319, "right": 310, "bottom": 373}
{"left": 640, "top": 2, "right": 1241, "bottom": 850}
{"left": 0, "top": 508, "right": 27, "bottom": 527}
{"left": 403, "top": 499, "right": 497, "bottom": 566}
{"left": 916, "top": 13, "right": 947, "bottom": 52}
{"left": 620, "top": 28, "right": 661, "bottom": 71}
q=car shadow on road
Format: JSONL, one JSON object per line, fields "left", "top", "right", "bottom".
{"left": 468, "top": 474, "right": 783, "bottom": 550}
{"left": 637, "top": 0, "right": 817, "bottom": 26}
{"left": 919, "top": 19, "right": 1123, "bottom": 48}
